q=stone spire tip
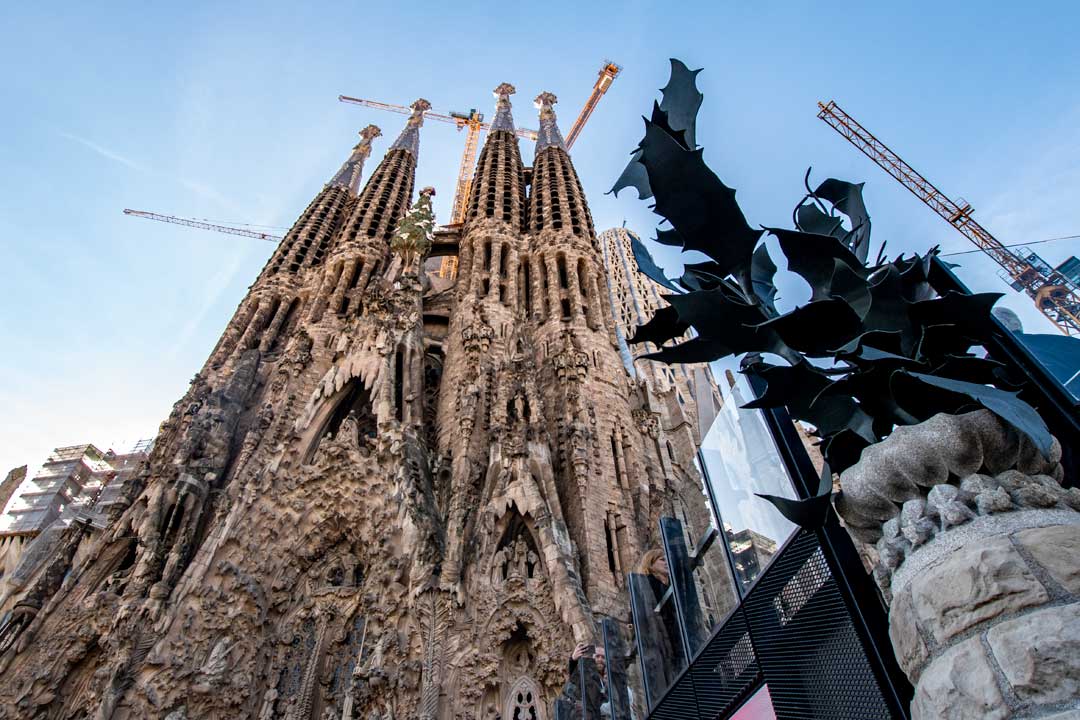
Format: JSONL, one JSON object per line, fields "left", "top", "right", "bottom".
{"left": 533, "top": 91, "right": 565, "bottom": 153}
{"left": 389, "top": 99, "right": 431, "bottom": 155}
{"left": 490, "top": 83, "right": 517, "bottom": 134}
{"left": 331, "top": 125, "right": 383, "bottom": 194}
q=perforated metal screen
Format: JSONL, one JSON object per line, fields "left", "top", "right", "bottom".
{"left": 648, "top": 530, "right": 900, "bottom": 720}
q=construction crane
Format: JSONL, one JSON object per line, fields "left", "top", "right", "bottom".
{"left": 337, "top": 97, "right": 538, "bottom": 226}
{"left": 564, "top": 61, "right": 622, "bottom": 149}
{"left": 125, "top": 63, "right": 622, "bottom": 275}
{"left": 817, "top": 100, "right": 1080, "bottom": 337}
{"left": 123, "top": 209, "right": 282, "bottom": 242}
{"left": 340, "top": 60, "right": 621, "bottom": 227}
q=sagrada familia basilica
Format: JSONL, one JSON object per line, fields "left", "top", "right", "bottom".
{"left": 0, "top": 85, "right": 722, "bottom": 719}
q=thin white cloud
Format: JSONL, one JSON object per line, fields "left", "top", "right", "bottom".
{"left": 164, "top": 247, "right": 248, "bottom": 360}
{"left": 58, "top": 130, "right": 240, "bottom": 211}
{"left": 58, "top": 131, "right": 150, "bottom": 174}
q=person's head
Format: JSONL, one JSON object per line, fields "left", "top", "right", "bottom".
{"left": 593, "top": 643, "right": 606, "bottom": 678}
{"left": 636, "top": 548, "right": 670, "bottom": 584}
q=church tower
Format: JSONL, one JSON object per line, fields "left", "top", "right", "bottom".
{"left": 0, "top": 83, "right": 727, "bottom": 720}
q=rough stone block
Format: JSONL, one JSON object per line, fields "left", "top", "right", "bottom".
{"left": 910, "top": 535, "right": 1048, "bottom": 642}
{"left": 911, "top": 636, "right": 1008, "bottom": 720}
{"left": 986, "top": 602, "right": 1080, "bottom": 705}
{"left": 1015, "top": 524, "right": 1080, "bottom": 595}
{"left": 888, "top": 587, "right": 928, "bottom": 678}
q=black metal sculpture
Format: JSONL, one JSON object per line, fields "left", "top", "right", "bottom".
{"left": 613, "top": 59, "right": 1054, "bottom": 524}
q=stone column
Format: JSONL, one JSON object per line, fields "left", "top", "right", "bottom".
{"left": 837, "top": 410, "right": 1080, "bottom": 719}
{"left": 328, "top": 258, "right": 357, "bottom": 315}
{"left": 532, "top": 255, "right": 547, "bottom": 322}
{"left": 565, "top": 255, "right": 582, "bottom": 320}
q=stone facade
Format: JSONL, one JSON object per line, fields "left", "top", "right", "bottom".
{"left": 598, "top": 226, "right": 720, "bottom": 442}
{"left": 0, "top": 87, "right": 721, "bottom": 719}
{"left": 837, "top": 410, "right": 1080, "bottom": 719}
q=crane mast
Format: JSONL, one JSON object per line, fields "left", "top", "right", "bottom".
{"left": 123, "top": 209, "right": 282, "bottom": 242}
{"left": 817, "top": 100, "right": 1080, "bottom": 337}
{"left": 338, "top": 95, "right": 537, "bottom": 227}
{"left": 564, "top": 61, "right": 622, "bottom": 149}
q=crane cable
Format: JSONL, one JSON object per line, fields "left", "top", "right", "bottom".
{"left": 940, "top": 233, "right": 1080, "bottom": 257}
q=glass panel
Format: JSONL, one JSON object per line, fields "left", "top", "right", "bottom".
{"left": 553, "top": 697, "right": 575, "bottom": 720}
{"left": 629, "top": 572, "right": 684, "bottom": 709}
{"left": 601, "top": 618, "right": 633, "bottom": 720}
{"left": 578, "top": 656, "right": 604, "bottom": 720}
{"left": 660, "top": 517, "right": 709, "bottom": 659}
{"left": 699, "top": 369, "right": 798, "bottom": 594}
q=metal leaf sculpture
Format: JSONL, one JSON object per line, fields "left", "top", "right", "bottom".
{"left": 614, "top": 59, "right": 1055, "bottom": 497}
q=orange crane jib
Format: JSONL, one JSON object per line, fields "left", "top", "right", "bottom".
{"left": 817, "top": 100, "right": 1080, "bottom": 337}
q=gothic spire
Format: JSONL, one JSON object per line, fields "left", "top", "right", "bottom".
{"left": 490, "top": 83, "right": 517, "bottom": 133}
{"left": 533, "top": 91, "right": 566, "bottom": 154}
{"left": 389, "top": 98, "right": 432, "bottom": 156}
{"left": 330, "top": 124, "right": 382, "bottom": 195}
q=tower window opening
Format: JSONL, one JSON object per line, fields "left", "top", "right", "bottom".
{"left": 577, "top": 258, "right": 589, "bottom": 295}
{"left": 498, "top": 245, "right": 508, "bottom": 277}
{"left": 481, "top": 278, "right": 490, "bottom": 297}
{"left": 394, "top": 348, "right": 405, "bottom": 423}
{"left": 560, "top": 299, "right": 571, "bottom": 320}
{"left": 499, "top": 284, "right": 507, "bottom": 304}
{"left": 522, "top": 259, "right": 532, "bottom": 314}
{"left": 268, "top": 298, "right": 300, "bottom": 352}
{"left": 484, "top": 241, "right": 493, "bottom": 270}
{"left": 557, "top": 256, "right": 569, "bottom": 289}
{"left": 611, "top": 435, "right": 626, "bottom": 490}
{"left": 604, "top": 514, "right": 620, "bottom": 579}
{"left": 346, "top": 261, "right": 364, "bottom": 290}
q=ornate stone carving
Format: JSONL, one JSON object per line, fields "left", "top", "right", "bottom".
{"left": 462, "top": 313, "right": 495, "bottom": 355}
{"left": 836, "top": 409, "right": 1079, "bottom": 719}
{"left": 550, "top": 332, "right": 589, "bottom": 384}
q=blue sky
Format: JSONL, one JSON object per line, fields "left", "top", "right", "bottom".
{"left": 1, "top": 1, "right": 1078, "bottom": 476}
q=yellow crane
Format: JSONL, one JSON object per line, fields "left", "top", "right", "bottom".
{"left": 339, "top": 60, "right": 621, "bottom": 227}
{"left": 125, "top": 63, "right": 623, "bottom": 279}
{"left": 337, "top": 97, "right": 538, "bottom": 226}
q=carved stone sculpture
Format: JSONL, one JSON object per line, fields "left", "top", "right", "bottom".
{"left": 836, "top": 410, "right": 1080, "bottom": 719}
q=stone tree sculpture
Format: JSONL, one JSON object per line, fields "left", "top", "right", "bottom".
{"left": 613, "top": 59, "right": 1080, "bottom": 718}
